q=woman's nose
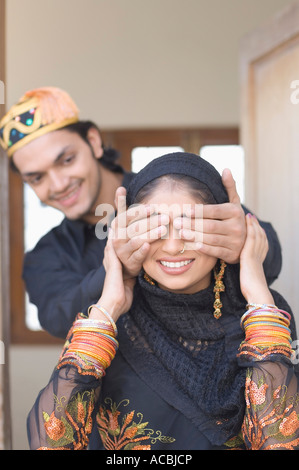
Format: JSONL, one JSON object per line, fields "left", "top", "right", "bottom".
{"left": 161, "top": 224, "right": 184, "bottom": 255}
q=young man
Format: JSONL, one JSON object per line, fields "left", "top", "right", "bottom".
{"left": 0, "top": 87, "right": 282, "bottom": 338}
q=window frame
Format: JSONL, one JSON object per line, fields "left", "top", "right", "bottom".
{"left": 9, "top": 126, "right": 239, "bottom": 344}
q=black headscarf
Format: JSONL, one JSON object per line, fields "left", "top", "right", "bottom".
{"left": 117, "top": 152, "right": 295, "bottom": 446}
{"left": 126, "top": 151, "right": 229, "bottom": 206}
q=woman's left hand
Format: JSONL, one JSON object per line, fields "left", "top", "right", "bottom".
{"left": 239, "top": 214, "right": 274, "bottom": 305}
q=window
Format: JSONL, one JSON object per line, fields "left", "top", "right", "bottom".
{"left": 200, "top": 145, "right": 245, "bottom": 203}
{"left": 24, "top": 185, "right": 63, "bottom": 331}
{"left": 131, "top": 146, "right": 184, "bottom": 172}
{"left": 131, "top": 144, "right": 245, "bottom": 203}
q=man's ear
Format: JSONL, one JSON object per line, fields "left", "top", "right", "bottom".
{"left": 86, "top": 127, "right": 104, "bottom": 160}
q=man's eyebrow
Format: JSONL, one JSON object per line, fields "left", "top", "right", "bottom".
{"left": 22, "top": 146, "right": 72, "bottom": 178}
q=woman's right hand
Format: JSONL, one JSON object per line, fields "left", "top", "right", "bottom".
{"left": 89, "top": 229, "right": 136, "bottom": 323}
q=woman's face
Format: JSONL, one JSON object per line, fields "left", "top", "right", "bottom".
{"left": 141, "top": 183, "right": 218, "bottom": 294}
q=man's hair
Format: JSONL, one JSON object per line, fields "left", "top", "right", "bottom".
{"left": 66, "top": 121, "right": 123, "bottom": 173}
{"left": 10, "top": 120, "right": 123, "bottom": 174}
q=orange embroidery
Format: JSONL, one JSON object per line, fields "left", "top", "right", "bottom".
{"left": 242, "top": 369, "right": 299, "bottom": 450}
{"left": 247, "top": 378, "right": 268, "bottom": 406}
{"left": 42, "top": 391, "right": 95, "bottom": 450}
{"left": 44, "top": 412, "right": 66, "bottom": 441}
{"left": 279, "top": 411, "right": 299, "bottom": 437}
{"left": 97, "top": 398, "right": 175, "bottom": 450}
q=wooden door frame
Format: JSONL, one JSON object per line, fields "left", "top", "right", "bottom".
{"left": 0, "top": 0, "right": 12, "bottom": 450}
{"left": 101, "top": 127, "right": 239, "bottom": 171}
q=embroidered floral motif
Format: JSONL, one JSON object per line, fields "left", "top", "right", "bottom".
{"left": 41, "top": 391, "right": 95, "bottom": 450}
{"left": 97, "top": 397, "right": 175, "bottom": 450}
{"left": 279, "top": 411, "right": 299, "bottom": 437}
{"left": 242, "top": 369, "right": 299, "bottom": 450}
{"left": 247, "top": 376, "right": 268, "bottom": 406}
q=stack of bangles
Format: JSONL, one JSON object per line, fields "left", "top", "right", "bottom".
{"left": 58, "top": 305, "right": 118, "bottom": 379}
{"left": 238, "top": 303, "right": 294, "bottom": 362}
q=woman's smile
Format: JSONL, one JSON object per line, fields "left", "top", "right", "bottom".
{"left": 157, "top": 258, "right": 194, "bottom": 275}
{"left": 141, "top": 185, "right": 217, "bottom": 294}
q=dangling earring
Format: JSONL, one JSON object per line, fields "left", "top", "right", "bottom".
{"left": 213, "top": 260, "right": 226, "bottom": 319}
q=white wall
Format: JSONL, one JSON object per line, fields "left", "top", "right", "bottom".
{"left": 6, "top": 0, "right": 297, "bottom": 449}
{"left": 10, "top": 346, "right": 60, "bottom": 450}
{"left": 6, "top": 0, "right": 296, "bottom": 127}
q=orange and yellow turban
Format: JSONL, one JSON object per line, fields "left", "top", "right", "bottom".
{"left": 0, "top": 87, "right": 79, "bottom": 157}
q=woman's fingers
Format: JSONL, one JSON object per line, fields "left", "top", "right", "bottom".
{"left": 112, "top": 202, "right": 170, "bottom": 241}
{"left": 103, "top": 228, "right": 121, "bottom": 270}
{"left": 239, "top": 214, "right": 273, "bottom": 304}
{"left": 241, "top": 214, "right": 269, "bottom": 264}
{"left": 127, "top": 213, "right": 169, "bottom": 239}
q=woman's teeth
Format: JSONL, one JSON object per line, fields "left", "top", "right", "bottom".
{"left": 160, "top": 260, "right": 192, "bottom": 268}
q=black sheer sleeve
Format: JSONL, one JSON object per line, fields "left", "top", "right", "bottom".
{"left": 27, "top": 365, "right": 101, "bottom": 449}
{"left": 241, "top": 361, "right": 299, "bottom": 450}
{"left": 238, "top": 301, "right": 299, "bottom": 450}
{"left": 27, "top": 314, "right": 118, "bottom": 449}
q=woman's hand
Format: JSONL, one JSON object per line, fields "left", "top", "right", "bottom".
{"left": 89, "top": 229, "right": 136, "bottom": 323}
{"left": 239, "top": 213, "right": 274, "bottom": 305}
{"left": 111, "top": 186, "right": 169, "bottom": 280}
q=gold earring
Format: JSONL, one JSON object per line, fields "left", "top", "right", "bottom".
{"left": 213, "top": 260, "right": 226, "bottom": 319}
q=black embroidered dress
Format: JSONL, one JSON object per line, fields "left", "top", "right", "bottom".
{"left": 27, "top": 269, "right": 299, "bottom": 450}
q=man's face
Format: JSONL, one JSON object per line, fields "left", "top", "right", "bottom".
{"left": 13, "top": 128, "right": 103, "bottom": 221}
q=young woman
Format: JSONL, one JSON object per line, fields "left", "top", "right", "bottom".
{"left": 27, "top": 152, "right": 299, "bottom": 450}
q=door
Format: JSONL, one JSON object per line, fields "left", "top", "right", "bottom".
{"left": 240, "top": 2, "right": 299, "bottom": 329}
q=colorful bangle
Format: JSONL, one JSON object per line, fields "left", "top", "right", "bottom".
{"left": 238, "top": 304, "right": 293, "bottom": 361}
{"left": 88, "top": 304, "right": 118, "bottom": 336}
{"left": 74, "top": 317, "right": 116, "bottom": 335}
{"left": 58, "top": 315, "right": 119, "bottom": 378}
{"left": 241, "top": 305, "right": 291, "bottom": 326}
